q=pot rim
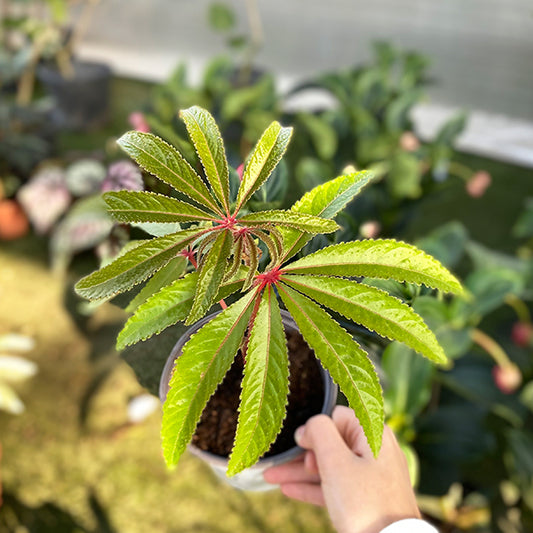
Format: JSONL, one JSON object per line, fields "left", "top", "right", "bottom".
{"left": 159, "top": 309, "right": 338, "bottom": 470}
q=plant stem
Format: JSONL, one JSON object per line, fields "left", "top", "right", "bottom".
{"left": 505, "top": 294, "right": 531, "bottom": 323}
{"left": 471, "top": 328, "right": 512, "bottom": 367}
{"left": 447, "top": 161, "right": 474, "bottom": 182}
{"left": 66, "top": 0, "right": 102, "bottom": 56}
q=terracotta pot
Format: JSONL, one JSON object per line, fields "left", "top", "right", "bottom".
{"left": 0, "top": 200, "right": 30, "bottom": 240}
{"left": 159, "top": 310, "right": 338, "bottom": 491}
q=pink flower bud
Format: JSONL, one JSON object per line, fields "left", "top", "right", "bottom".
{"left": 492, "top": 364, "right": 522, "bottom": 394}
{"left": 236, "top": 163, "right": 245, "bottom": 181}
{"left": 128, "top": 112, "right": 150, "bottom": 133}
{"left": 511, "top": 322, "right": 533, "bottom": 348}
{"left": 466, "top": 171, "right": 491, "bottom": 198}
{"left": 360, "top": 220, "right": 381, "bottom": 239}
{"left": 399, "top": 132, "right": 420, "bottom": 152}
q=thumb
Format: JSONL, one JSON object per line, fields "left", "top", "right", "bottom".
{"left": 295, "top": 414, "right": 354, "bottom": 476}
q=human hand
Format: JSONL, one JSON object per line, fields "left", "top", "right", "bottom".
{"left": 263, "top": 406, "right": 420, "bottom": 533}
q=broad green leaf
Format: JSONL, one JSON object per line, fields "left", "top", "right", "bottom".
{"left": 284, "top": 239, "right": 464, "bottom": 296}
{"left": 208, "top": 2, "right": 236, "bottom": 31}
{"left": 118, "top": 267, "right": 249, "bottom": 349}
{"left": 187, "top": 230, "right": 233, "bottom": 324}
{"left": 412, "top": 297, "right": 472, "bottom": 359}
{"left": 297, "top": 112, "right": 337, "bottom": 161}
{"left": 235, "top": 121, "right": 292, "bottom": 210}
{"left": 103, "top": 191, "right": 216, "bottom": 224}
{"left": 415, "top": 222, "right": 468, "bottom": 270}
{"left": 117, "top": 131, "right": 221, "bottom": 215}
{"left": 125, "top": 256, "right": 188, "bottom": 312}
{"left": 385, "top": 90, "right": 421, "bottom": 133}
{"left": 382, "top": 342, "right": 434, "bottom": 418}
{"left": 162, "top": 290, "right": 257, "bottom": 468}
{"left": 278, "top": 284, "right": 384, "bottom": 457}
{"left": 75, "top": 229, "right": 202, "bottom": 300}
{"left": 282, "top": 275, "right": 447, "bottom": 365}
{"left": 240, "top": 210, "right": 339, "bottom": 234}
{"left": 180, "top": 106, "right": 230, "bottom": 214}
{"left": 280, "top": 171, "right": 376, "bottom": 261}
{"left": 228, "top": 286, "right": 289, "bottom": 475}
{"left": 387, "top": 151, "right": 422, "bottom": 200}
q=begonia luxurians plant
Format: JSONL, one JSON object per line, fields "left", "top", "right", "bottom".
{"left": 75, "top": 106, "right": 464, "bottom": 475}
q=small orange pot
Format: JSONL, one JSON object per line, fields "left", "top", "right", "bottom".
{"left": 0, "top": 200, "right": 30, "bottom": 241}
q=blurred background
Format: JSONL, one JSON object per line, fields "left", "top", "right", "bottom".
{"left": 1, "top": 1, "right": 532, "bottom": 532}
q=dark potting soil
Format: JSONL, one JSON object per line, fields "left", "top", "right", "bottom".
{"left": 191, "top": 328, "right": 325, "bottom": 458}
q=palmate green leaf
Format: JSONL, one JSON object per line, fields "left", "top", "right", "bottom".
{"left": 284, "top": 239, "right": 464, "bottom": 296}
{"left": 235, "top": 121, "right": 293, "bottom": 211}
{"left": 75, "top": 229, "right": 203, "bottom": 301}
{"left": 180, "top": 106, "right": 230, "bottom": 214}
{"left": 125, "top": 256, "right": 188, "bottom": 313}
{"left": 117, "top": 131, "right": 221, "bottom": 215}
{"left": 228, "top": 286, "right": 289, "bottom": 475}
{"left": 280, "top": 171, "right": 376, "bottom": 262}
{"left": 282, "top": 274, "right": 447, "bottom": 365}
{"left": 117, "top": 267, "right": 250, "bottom": 350}
{"left": 240, "top": 210, "right": 339, "bottom": 234}
{"left": 103, "top": 191, "right": 216, "bottom": 224}
{"left": 118, "top": 272, "right": 197, "bottom": 350}
{"left": 162, "top": 289, "right": 257, "bottom": 468}
{"left": 187, "top": 230, "right": 233, "bottom": 325}
{"left": 278, "top": 284, "right": 384, "bottom": 457}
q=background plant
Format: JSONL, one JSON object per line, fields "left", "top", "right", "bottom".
{"left": 377, "top": 221, "right": 533, "bottom": 530}
{"left": 284, "top": 42, "right": 483, "bottom": 235}
{"left": 17, "top": 156, "right": 143, "bottom": 270}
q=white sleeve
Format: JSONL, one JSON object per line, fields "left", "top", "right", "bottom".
{"left": 380, "top": 518, "right": 439, "bottom": 533}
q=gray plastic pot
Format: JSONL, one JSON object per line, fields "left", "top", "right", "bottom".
{"left": 159, "top": 310, "right": 338, "bottom": 491}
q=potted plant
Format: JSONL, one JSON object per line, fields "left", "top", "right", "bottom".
{"left": 31, "top": 0, "right": 111, "bottom": 131}
{"left": 75, "top": 106, "right": 464, "bottom": 485}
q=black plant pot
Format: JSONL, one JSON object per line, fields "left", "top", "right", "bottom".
{"left": 37, "top": 60, "right": 112, "bottom": 131}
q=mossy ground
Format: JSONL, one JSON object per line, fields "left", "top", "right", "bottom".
{"left": 0, "top": 245, "right": 334, "bottom": 533}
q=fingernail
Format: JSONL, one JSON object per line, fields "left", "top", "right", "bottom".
{"left": 294, "top": 425, "right": 305, "bottom": 445}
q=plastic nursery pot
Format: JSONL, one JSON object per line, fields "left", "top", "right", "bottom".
{"left": 159, "top": 310, "right": 338, "bottom": 492}
{"left": 37, "top": 60, "right": 112, "bottom": 131}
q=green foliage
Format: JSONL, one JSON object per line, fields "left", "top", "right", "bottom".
{"left": 76, "top": 106, "right": 462, "bottom": 475}
{"left": 283, "top": 239, "right": 464, "bottom": 296}
{"left": 180, "top": 106, "right": 231, "bottom": 213}
{"left": 227, "top": 286, "right": 289, "bottom": 475}
{"left": 117, "top": 131, "right": 221, "bottom": 214}
{"left": 161, "top": 290, "right": 257, "bottom": 468}
{"left": 235, "top": 121, "right": 292, "bottom": 210}
{"left": 278, "top": 283, "right": 384, "bottom": 456}
{"left": 208, "top": 2, "right": 236, "bottom": 32}
{"left": 282, "top": 275, "right": 446, "bottom": 364}
{"left": 284, "top": 43, "right": 477, "bottom": 237}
